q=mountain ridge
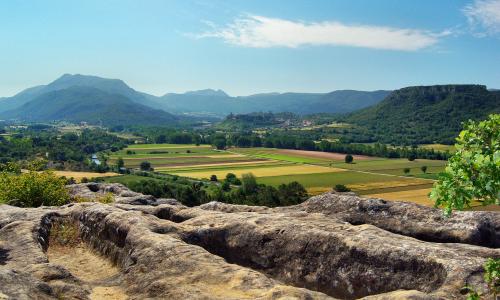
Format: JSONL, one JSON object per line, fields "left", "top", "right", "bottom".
{"left": 344, "top": 84, "right": 500, "bottom": 144}
{"left": 0, "top": 86, "right": 177, "bottom": 126}
{"left": 0, "top": 74, "right": 392, "bottom": 117}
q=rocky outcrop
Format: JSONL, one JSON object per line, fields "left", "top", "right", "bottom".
{"left": 0, "top": 183, "right": 499, "bottom": 299}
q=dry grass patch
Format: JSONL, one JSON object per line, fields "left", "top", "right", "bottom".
{"left": 54, "top": 171, "right": 120, "bottom": 182}
{"left": 48, "top": 219, "right": 128, "bottom": 299}
{"left": 363, "top": 188, "right": 434, "bottom": 207}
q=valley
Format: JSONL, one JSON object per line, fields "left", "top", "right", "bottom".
{"left": 2, "top": 2, "right": 500, "bottom": 299}
{"left": 105, "top": 143, "right": 446, "bottom": 207}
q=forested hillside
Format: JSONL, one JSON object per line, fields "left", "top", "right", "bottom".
{"left": 345, "top": 85, "right": 500, "bottom": 144}
{"left": 0, "top": 86, "right": 177, "bottom": 127}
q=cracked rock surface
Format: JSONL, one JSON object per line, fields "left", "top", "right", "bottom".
{"left": 1, "top": 183, "right": 499, "bottom": 299}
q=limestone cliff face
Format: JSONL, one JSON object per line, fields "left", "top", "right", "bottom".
{"left": 1, "top": 183, "right": 499, "bottom": 299}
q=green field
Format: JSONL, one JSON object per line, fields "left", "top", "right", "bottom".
{"left": 109, "top": 144, "right": 265, "bottom": 169}
{"left": 232, "top": 148, "right": 331, "bottom": 164}
{"left": 106, "top": 144, "right": 447, "bottom": 206}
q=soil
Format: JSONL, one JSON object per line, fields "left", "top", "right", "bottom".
{"left": 47, "top": 244, "right": 128, "bottom": 300}
{"left": 275, "top": 149, "right": 373, "bottom": 160}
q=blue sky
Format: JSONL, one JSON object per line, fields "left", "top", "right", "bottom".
{"left": 1, "top": 0, "right": 499, "bottom": 96}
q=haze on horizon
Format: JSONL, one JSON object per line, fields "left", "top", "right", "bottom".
{"left": 1, "top": 0, "right": 499, "bottom": 97}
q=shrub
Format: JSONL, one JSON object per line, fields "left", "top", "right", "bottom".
{"left": 210, "top": 175, "right": 218, "bottom": 182}
{"left": 403, "top": 168, "right": 410, "bottom": 175}
{"left": 81, "top": 177, "right": 89, "bottom": 183}
{"left": 0, "top": 171, "right": 70, "bottom": 207}
{"left": 221, "top": 180, "right": 231, "bottom": 191}
{"left": 484, "top": 258, "right": 499, "bottom": 298}
{"left": 408, "top": 153, "right": 417, "bottom": 161}
{"left": 345, "top": 154, "right": 353, "bottom": 163}
{"left": 225, "top": 173, "right": 241, "bottom": 185}
{"left": 140, "top": 161, "right": 151, "bottom": 171}
{"left": 334, "top": 184, "right": 351, "bottom": 192}
{"left": 421, "top": 166, "right": 428, "bottom": 173}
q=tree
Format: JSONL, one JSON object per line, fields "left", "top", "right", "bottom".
{"left": 345, "top": 154, "right": 354, "bottom": 164}
{"left": 428, "top": 115, "right": 499, "bottom": 300}
{"left": 140, "top": 161, "right": 151, "bottom": 171}
{"left": 278, "top": 181, "right": 308, "bottom": 205}
{"left": 210, "top": 174, "right": 218, "bottom": 182}
{"left": 241, "top": 173, "right": 258, "bottom": 195}
{"left": 408, "top": 153, "right": 417, "bottom": 161}
{"left": 221, "top": 180, "right": 231, "bottom": 191}
{"left": 421, "top": 166, "right": 428, "bottom": 174}
{"left": 212, "top": 134, "right": 227, "bottom": 150}
{"left": 430, "top": 114, "right": 499, "bottom": 215}
{"left": 403, "top": 168, "right": 410, "bottom": 175}
{"left": 116, "top": 157, "right": 125, "bottom": 169}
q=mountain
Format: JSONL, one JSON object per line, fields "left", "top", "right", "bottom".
{"left": 157, "top": 90, "right": 391, "bottom": 116}
{"left": 0, "top": 86, "right": 177, "bottom": 126}
{"left": 0, "top": 74, "right": 158, "bottom": 113}
{"left": 345, "top": 85, "right": 500, "bottom": 144}
{"left": 184, "top": 89, "right": 229, "bottom": 97}
{"left": 0, "top": 74, "right": 391, "bottom": 118}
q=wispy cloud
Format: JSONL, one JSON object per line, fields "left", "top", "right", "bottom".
{"left": 197, "top": 15, "right": 449, "bottom": 51}
{"left": 463, "top": 0, "right": 500, "bottom": 36}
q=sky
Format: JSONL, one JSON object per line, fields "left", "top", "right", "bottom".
{"left": 1, "top": 0, "right": 499, "bottom": 97}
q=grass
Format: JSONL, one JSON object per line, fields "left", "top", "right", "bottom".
{"left": 127, "top": 143, "right": 212, "bottom": 149}
{"left": 111, "top": 148, "right": 222, "bottom": 157}
{"left": 257, "top": 171, "right": 414, "bottom": 189}
{"left": 157, "top": 161, "right": 291, "bottom": 173}
{"left": 111, "top": 156, "right": 263, "bottom": 168}
{"left": 170, "top": 164, "right": 343, "bottom": 179}
{"left": 419, "top": 144, "right": 456, "bottom": 152}
{"left": 329, "top": 158, "right": 446, "bottom": 172}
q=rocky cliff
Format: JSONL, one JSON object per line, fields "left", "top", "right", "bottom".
{"left": 0, "top": 183, "right": 499, "bottom": 299}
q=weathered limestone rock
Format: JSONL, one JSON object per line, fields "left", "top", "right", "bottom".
{"left": 0, "top": 183, "right": 499, "bottom": 299}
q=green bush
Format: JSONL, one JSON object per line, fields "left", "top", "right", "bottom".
{"left": 0, "top": 171, "right": 70, "bottom": 207}
{"left": 334, "top": 184, "right": 351, "bottom": 192}
{"left": 431, "top": 114, "right": 499, "bottom": 215}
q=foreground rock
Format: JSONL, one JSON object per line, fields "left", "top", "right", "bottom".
{"left": 0, "top": 183, "right": 498, "bottom": 299}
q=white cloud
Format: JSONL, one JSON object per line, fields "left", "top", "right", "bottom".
{"left": 198, "top": 15, "right": 448, "bottom": 51}
{"left": 463, "top": 0, "right": 500, "bottom": 35}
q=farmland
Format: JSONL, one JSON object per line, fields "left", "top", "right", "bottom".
{"left": 104, "top": 143, "right": 453, "bottom": 207}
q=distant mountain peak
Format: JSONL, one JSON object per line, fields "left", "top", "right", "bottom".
{"left": 184, "top": 89, "right": 229, "bottom": 97}
{"left": 49, "top": 73, "right": 128, "bottom": 88}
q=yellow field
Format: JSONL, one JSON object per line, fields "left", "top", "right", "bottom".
{"left": 348, "top": 179, "right": 432, "bottom": 191}
{"left": 53, "top": 171, "right": 120, "bottom": 182}
{"left": 156, "top": 160, "right": 280, "bottom": 170}
{"left": 363, "top": 188, "right": 434, "bottom": 207}
{"left": 171, "top": 165, "right": 345, "bottom": 179}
